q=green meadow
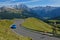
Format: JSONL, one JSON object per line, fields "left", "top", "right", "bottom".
{"left": 0, "top": 20, "right": 31, "bottom": 40}
{"left": 22, "top": 17, "right": 53, "bottom": 33}
{"left": 22, "top": 17, "right": 60, "bottom": 35}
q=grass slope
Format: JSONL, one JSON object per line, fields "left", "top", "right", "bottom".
{"left": 22, "top": 17, "right": 53, "bottom": 33}
{"left": 0, "top": 20, "right": 31, "bottom": 40}
{"left": 48, "top": 20, "right": 60, "bottom": 34}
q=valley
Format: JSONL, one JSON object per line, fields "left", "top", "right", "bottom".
{"left": 0, "top": 4, "right": 60, "bottom": 40}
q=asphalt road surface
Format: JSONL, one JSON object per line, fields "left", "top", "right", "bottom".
{"left": 12, "top": 19, "right": 60, "bottom": 40}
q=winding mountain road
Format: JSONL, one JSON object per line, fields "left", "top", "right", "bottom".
{"left": 12, "top": 19, "right": 60, "bottom": 40}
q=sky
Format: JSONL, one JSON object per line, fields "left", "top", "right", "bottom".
{"left": 0, "top": 0, "right": 60, "bottom": 7}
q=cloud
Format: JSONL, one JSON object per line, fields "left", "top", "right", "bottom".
{"left": 0, "top": 0, "right": 60, "bottom": 7}
{"left": 0, "top": 0, "right": 40, "bottom": 4}
{"left": 20, "top": 0, "right": 41, "bottom": 3}
{"left": 7, "top": 0, "right": 41, "bottom": 4}
{"left": 15, "top": 0, "right": 41, "bottom": 5}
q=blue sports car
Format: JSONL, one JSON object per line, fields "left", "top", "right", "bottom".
{"left": 11, "top": 24, "right": 16, "bottom": 29}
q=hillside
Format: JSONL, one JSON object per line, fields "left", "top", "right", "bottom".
{"left": 0, "top": 7, "right": 33, "bottom": 19}
{"left": 0, "top": 20, "right": 31, "bottom": 40}
{"left": 0, "top": 4, "right": 60, "bottom": 20}
{"left": 22, "top": 17, "right": 53, "bottom": 33}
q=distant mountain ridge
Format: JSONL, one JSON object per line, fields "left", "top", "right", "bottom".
{"left": 31, "top": 6, "right": 60, "bottom": 20}
{"left": 14, "top": 4, "right": 28, "bottom": 10}
{"left": 0, "top": 4, "right": 60, "bottom": 20}
{"left": 0, "top": 4, "right": 34, "bottom": 19}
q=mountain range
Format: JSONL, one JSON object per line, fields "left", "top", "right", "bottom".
{"left": 0, "top": 4, "right": 60, "bottom": 20}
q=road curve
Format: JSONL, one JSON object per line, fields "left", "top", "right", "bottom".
{"left": 12, "top": 19, "right": 60, "bottom": 40}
